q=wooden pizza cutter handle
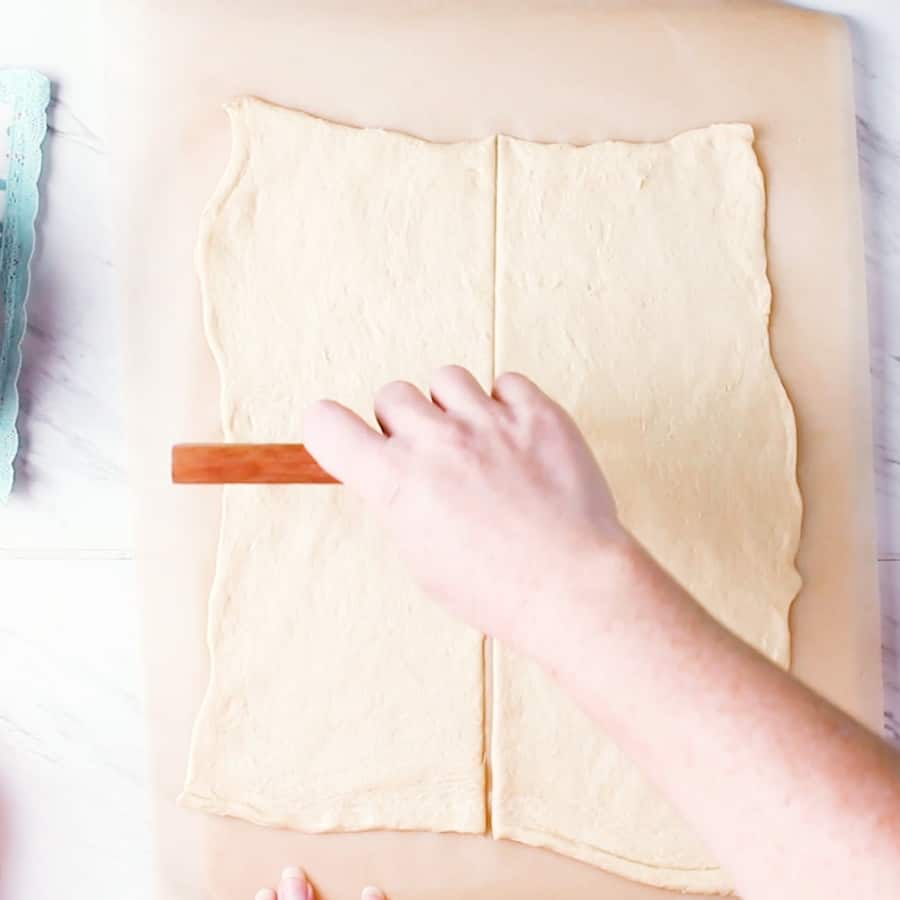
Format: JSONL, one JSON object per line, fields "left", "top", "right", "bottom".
{"left": 172, "top": 444, "right": 338, "bottom": 484}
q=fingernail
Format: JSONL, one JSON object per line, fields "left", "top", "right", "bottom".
{"left": 255, "top": 891, "right": 277, "bottom": 900}
{"left": 361, "top": 887, "right": 385, "bottom": 900}
{"left": 279, "top": 868, "right": 309, "bottom": 900}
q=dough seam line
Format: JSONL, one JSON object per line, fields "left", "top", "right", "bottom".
{"left": 483, "top": 128, "right": 500, "bottom": 839}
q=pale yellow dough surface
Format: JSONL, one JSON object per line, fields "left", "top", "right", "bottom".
{"left": 184, "top": 101, "right": 802, "bottom": 893}
{"left": 492, "top": 127, "right": 802, "bottom": 892}
{"left": 181, "top": 98, "right": 493, "bottom": 834}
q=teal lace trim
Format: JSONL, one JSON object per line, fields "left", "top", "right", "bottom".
{"left": 0, "top": 69, "right": 50, "bottom": 500}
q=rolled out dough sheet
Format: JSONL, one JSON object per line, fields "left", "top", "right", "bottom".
{"left": 492, "top": 127, "right": 802, "bottom": 892}
{"left": 180, "top": 98, "right": 494, "bottom": 834}
{"left": 184, "top": 101, "right": 802, "bottom": 895}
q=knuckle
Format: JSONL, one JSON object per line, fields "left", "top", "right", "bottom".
{"left": 371, "top": 452, "right": 404, "bottom": 506}
{"left": 542, "top": 399, "right": 568, "bottom": 422}
{"left": 530, "top": 399, "right": 571, "bottom": 436}
{"left": 440, "top": 418, "right": 477, "bottom": 454}
{"left": 442, "top": 417, "right": 468, "bottom": 443}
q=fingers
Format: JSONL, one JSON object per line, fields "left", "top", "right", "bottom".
{"left": 492, "top": 371, "right": 544, "bottom": 410}
{"left": 374, "top": 380, "right": 442, "bottom": 436}
{"left": 429, "top": 365, "right": 490, "bottom": 418}
{"left": 277, "top": 867, "right": 313, "bottom": 900}
{"left": 256, "top": 867, "right": 384, "bottom": 900}
{"left": 306, "top": 368, "right": 526, "bottom": 497}
{"left": 304, "top": 399, "right": 388, "bottom": 493}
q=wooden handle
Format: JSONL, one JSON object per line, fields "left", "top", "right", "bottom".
{"left": 172, "top": 444, "right": 338, "bottom": 484}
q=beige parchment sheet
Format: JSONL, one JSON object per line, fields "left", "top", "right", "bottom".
{"left": 106, "top": 3, "right": 881, "bottom": 899}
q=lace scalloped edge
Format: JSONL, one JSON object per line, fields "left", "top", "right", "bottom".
{"left": 0, "top": 69, "right": 50, "bottom": 499}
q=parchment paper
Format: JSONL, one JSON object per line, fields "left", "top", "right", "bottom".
{"left": 105, "top": 2, "right": 881, "bottom": 898}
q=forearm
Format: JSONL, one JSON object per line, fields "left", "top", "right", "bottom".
{"left": 550, "top": 537, "right": 900, "bottom": 900}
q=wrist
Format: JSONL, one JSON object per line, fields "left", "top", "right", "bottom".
{"left": 528, "top": 529, "right": 649, "bottom": 683}
{"left": 540, "top": 531, "right": 719, "bottom": 741}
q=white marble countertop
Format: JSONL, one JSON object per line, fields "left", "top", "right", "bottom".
{"left": 0, "top": 2, "right": 897, "bottom": 898}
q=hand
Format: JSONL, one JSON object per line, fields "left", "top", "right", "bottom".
{"left": 307, "top": 368, "right": 900, "bottom": 900}
{"left": 305, "top": 365, "right": 628, "bottom": 664}
{"left": 254, "top": 867, "right": 384, "bottom": 900}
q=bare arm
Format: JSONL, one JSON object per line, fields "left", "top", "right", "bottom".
{"left": 569, "top": 542, "right": 900, "bottom": 899}
{"left": 304, "top": 365, "right": 900, "bottom": 900}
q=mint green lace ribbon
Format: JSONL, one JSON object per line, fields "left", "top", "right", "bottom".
{"left": 0, "top": 69, "right": 50, "bottom": 500}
